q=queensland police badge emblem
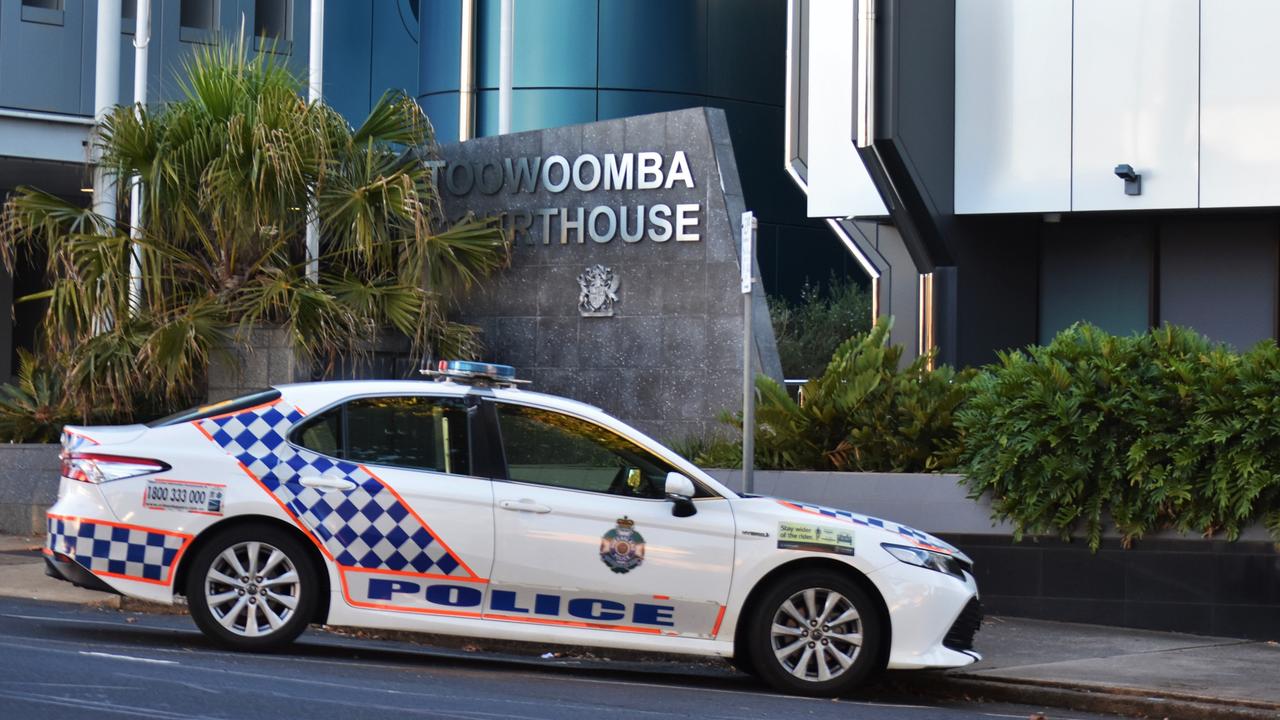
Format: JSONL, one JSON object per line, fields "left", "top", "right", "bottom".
{"left": 599, "top": 517, "right": 645, "bottom": 574}
{"left": 577, "top": 264, "right": 619, "bottom": 317}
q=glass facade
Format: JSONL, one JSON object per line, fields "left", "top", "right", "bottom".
{"left": 417, "top": 0, "right": 859, "bottom": 299}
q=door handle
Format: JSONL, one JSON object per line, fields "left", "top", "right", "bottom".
{"left": 499, "top": 499, "right": 551, "bottom": 514}
{"left": 299, "top": 476, "right": 357, "bottom": 492}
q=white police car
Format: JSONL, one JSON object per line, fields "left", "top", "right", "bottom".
{"left": 44, "top": 361, "right": 981, "bottom": 696}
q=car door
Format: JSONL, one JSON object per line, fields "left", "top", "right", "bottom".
{"left": 288, "top": 394, "right": 495, "bottom": 618}
{"left": 484, "top": 399, "right": 736, "bottom": 639}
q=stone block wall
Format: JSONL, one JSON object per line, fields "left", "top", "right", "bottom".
{"left": 0, "top": 443, "right": 61, "bottom": 535}
{"left": 439, "top": 108, "right": 782, "bottom": 442}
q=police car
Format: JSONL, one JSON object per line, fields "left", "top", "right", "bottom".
{"left": 44, "top": 361, "right": 981, "bottom": 696}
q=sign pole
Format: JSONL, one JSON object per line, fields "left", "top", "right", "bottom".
{"left": 741, "top": 211, "right": 757, "bottom": 495}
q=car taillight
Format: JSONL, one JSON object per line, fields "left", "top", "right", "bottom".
{"left": 60, "top": 453, "right": 170, "bottom": 484}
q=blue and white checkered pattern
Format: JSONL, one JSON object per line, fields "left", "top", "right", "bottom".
{"left": 198, "top": 403, "right": 468, "bottom": 577}
{"left": 779, "top": 499, "right": 958, "bottom": 552}
{"left": 46, "top": 515, "right": 186, "bottom": 584}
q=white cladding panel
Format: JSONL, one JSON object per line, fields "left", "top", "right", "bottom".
{"left": 954, "top": 0, "right": 1072, "bottom": 214}
{"left": 1071, "top": 0, "right": 1199, "bottom": 211}
{"left": 1200, "top": 0, "right": 1280, "bottom": 208}
{"left": 805, "top": 0, "right": 885, "bottom": 218}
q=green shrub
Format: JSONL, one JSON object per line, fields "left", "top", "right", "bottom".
{"left": 710, "top": 319, "right": 972, "bottom": 472}
{"left": 957, "top": 323, "right": 1280, "bottom": 549}
{"left": 0, "top": 350, "right": 87, "bottom": 443}
{"left": 770, "top": 275, "right": 873, "bottom": 379}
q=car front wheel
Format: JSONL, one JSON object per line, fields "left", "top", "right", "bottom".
{"left": 747, "top": 570, "right": 884, "bottom": 696}
{"left": 186, "top": 525, "right": 318, "bottom": 650}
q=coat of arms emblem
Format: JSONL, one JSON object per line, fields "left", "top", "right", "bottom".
{"left": 577, "top": 264, "right": 620, "bottom": 317}
{"left": 599, "top": 517, "right": 645, "bottom": 574}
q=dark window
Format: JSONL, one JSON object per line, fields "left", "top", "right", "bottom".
{"left": 122, "top": 0, "right": 136, "bottom": 19}
{"left": 255, "top": 0, "right": 290, "bottom": 40}
{"left": 292, "top": 396, "right": 471, "bottom": 476}
{"left": 180, "top": 0, "right": 217, "bottom": 30}
{"left": 494, "top": 403, "right": 680, "bottom": 499}
{"left": 295, "top": 405, "right": 341, "bottom": 458}
{"left": 146, "top": 389, "right": 282, "bottom": 427}
{"left": 22, "top": 0, "right": 62, "bottom": 9}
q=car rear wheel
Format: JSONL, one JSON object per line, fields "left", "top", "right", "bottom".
{"left": 186, "top": 525, "right": 318, "bottom": 651}
{"left": 746, "top": 570, "right": 884, "bottom": 696}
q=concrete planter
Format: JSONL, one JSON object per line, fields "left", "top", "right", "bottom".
{"left": 0, "top": 443, "right": 61, "bottom": 536}
{"left": 707, "top": 468, "right": 1275, "bottom": 542}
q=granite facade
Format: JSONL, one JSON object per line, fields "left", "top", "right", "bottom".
{"left": 438, "top": 108, "right": 782, "bottom": 441}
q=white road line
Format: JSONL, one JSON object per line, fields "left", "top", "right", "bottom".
{"left": 0, "top": 687, "right": 214, "bottom": 719}
{"left": 0, "top": 608, "right": 984, "bottom": 716}
{"left": 0, "top": 681, "right": 136, "bottom": 691}
{"left": 80, "top": 651, "right": 179, "bottom": 665}
{"left": 1, "top": 611, "right": 177, "bottom": 630}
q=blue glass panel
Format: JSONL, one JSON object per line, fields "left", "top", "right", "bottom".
{"left": 703, "top": 98, "right": 795, "bottom": 224}
{"left": 420, "top": 0, "right": 462, "bottom": 95}
{"left": 708, "top": 0, "right": 785, "bottom": 104}
{"left": 475, "top": 0, "right": 500, "bottom": 88}
{"left": 419, "top": 92, "right": 461, "bottom": 145}
{"left": 474, "top": 88, "right": 596, "bottom": 136}
{"left": 371, "top": 0, "right": 421, "bottom": 107}
{"left": 476, "top": 0, "right": 597, "bottom": 89}
{"left": 595, "top": 89, "right": 701, "bottom": 121}
{"left": 323, "top": 1, "right": 374, "bottom": 124}
{"left": 598, "top": 0, "right": 707, "bottom": 94}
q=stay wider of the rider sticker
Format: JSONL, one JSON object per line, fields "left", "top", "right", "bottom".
{"left": 777, "top": 521, "right": 855, "bottom": 556}
{"left": 143, "top": 479, "right": 225, "bottom": 516}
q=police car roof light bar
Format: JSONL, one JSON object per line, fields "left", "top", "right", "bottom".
{"left": 419, "top": 360, "right": 528, "bottom": 387}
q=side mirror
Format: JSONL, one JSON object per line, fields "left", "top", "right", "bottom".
{"left": 665, "top": 472, "right": 697, "bottom": 517}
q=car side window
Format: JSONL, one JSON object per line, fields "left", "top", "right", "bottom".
{"left": 291, "top": 396, "right": 471, "bottom": 476}
{"left": 494, "top": 402, "right": 675, "bottom": 499}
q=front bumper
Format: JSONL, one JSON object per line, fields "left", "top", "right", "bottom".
{"left": 868, "top": 559, "right": 983, "bottom": 669}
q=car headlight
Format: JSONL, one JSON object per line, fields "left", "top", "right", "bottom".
{"left": 881, "top": 543, "right": 968, "bottom": 580}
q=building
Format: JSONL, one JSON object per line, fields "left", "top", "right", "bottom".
{"left": 792, "top": 0, "right": 1280, "bottom": 366}
{"left": 0, "top": 0, "right": 421, "bottom": 380}
{"left": 1, "top": 0, "right": 863, "bottom": 383}
{"left": 415, "top": 0, "right": 856, "bottom": 303}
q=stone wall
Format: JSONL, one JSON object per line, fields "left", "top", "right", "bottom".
{"left": 438, "top": 107, "right": 782, "bottom": 442}
{"left": 0, "top": 443, "right": 60, "bottom": 536}
{"left": 206, "top": 326, "right": 311, "bottom": 403}
{"left": 206, "top": 327, "right": 415, "bottom": 403}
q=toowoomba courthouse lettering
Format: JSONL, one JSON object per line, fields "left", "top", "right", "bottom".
{"left": 427, "top": 151, "right": 702, "bottom": 245}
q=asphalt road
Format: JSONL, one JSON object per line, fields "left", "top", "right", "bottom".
{"left": 0, "top": 596, "right": 1118, "bottom": 720}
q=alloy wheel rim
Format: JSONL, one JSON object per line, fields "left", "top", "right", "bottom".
{"left": 770, "top": 587, "right": 863, "bottom": 682}
{"left": 205, "top": 541, "right": 300, "bottom": 637}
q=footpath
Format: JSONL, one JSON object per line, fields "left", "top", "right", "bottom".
{"left": 2, "top": 533, "right": 1275, "bottom": 720}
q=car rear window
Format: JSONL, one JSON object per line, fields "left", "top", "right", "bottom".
{"left": 290, "top": 395, "right": 472, "bottom": 476}
{"left": 146, "top": 389, "right": 282, "bottom": 427}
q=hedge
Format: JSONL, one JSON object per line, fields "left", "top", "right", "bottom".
{"left": 957, "top": 323, "right": 1280, "bottom": 549}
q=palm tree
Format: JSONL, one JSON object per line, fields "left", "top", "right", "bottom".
{"left": 0, "top": 39, "right": 506, "bottom": 421}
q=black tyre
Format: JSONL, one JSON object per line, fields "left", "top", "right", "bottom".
{"left": 746, "top": 570, "right": 884, "bottom": 696}
{"left": 729, "top": 645, "right": 756, "bottom": 676}
{"left": 186, "top": 524, "right": 318, "bottom": 651}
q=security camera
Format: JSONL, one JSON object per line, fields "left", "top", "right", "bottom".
{"left": 1113, "top": 164, "right": 1141, "bottom": 196}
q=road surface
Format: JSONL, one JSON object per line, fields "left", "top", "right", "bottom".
{"left": 0, "top": 596, "right": 1117, "bottom": 720}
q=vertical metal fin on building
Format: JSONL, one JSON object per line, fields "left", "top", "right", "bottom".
{"left": 459, "top": 0, "right": 475, "bottom": 142}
